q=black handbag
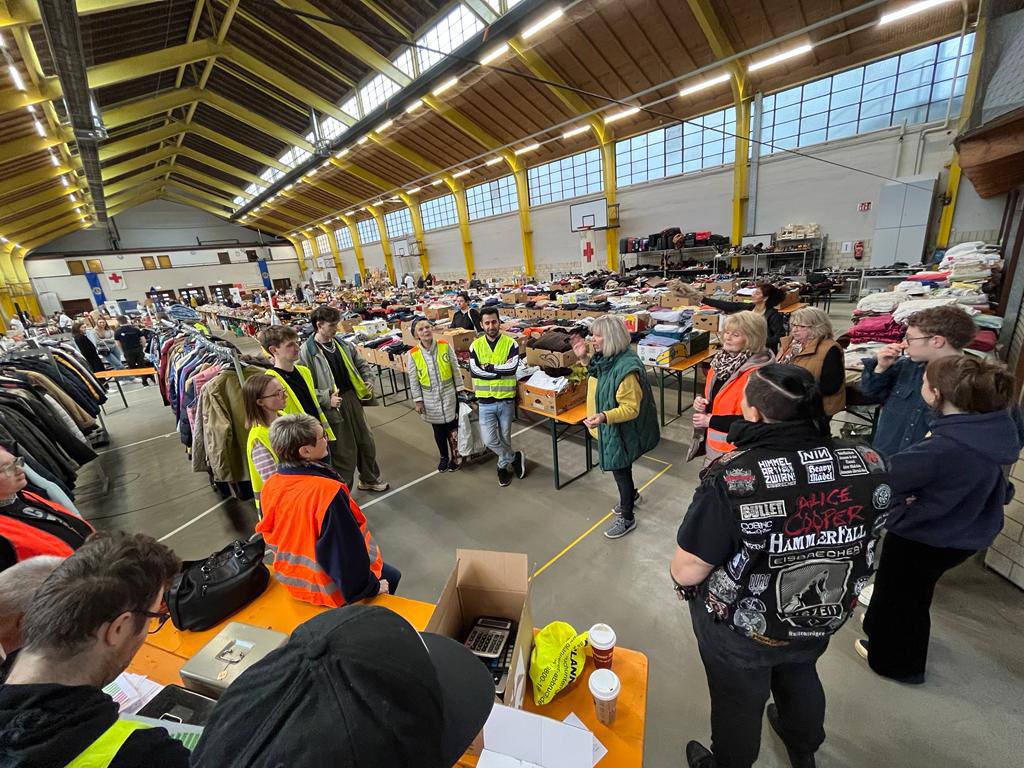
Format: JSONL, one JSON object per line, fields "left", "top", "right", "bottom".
{"left": 166, "top": 538, "right": 271, "bottom": 631}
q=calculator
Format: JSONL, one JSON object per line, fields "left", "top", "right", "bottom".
{"left": 488, "top": 640, "right": 516, "bottom": 696}
{"left": 464, "top": 616, "right": 513, "bottom": 660}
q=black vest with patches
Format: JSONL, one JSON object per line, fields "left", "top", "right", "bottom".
{"left": 704, "top": 440, "right": 890, "bottom": 643}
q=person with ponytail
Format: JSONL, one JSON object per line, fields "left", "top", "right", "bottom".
{"left": 856, "top": 355, "right": 1020, "bottom": 683}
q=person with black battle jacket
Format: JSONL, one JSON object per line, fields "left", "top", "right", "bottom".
{"left": 670, "top": 364, "right": 891, "bottom": 768}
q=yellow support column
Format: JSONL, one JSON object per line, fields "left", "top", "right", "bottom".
{"left": 317, "top": 223, "right": 344, "bottom": 280}
{"left": 285, "top": 236, "right": 308, "bottom": 275}
{"left": 398, "top": 192, "right": 429, "bottom": 277}
{"left": 339, "top": 215, "right": 368, "bottom": 283}
{"left": 731, "top": 96, "right": 751, "bottom": 248}
{"left": 443, "top": 176, "right": 475, "bottom": 280}
{"left": 506, "top": 155, "right": 534, "bottom": 279}
{"left": 365, "top": 205, "right": 395, "bottom": 285}
{"left": 598, "top": 130, "right": 619, "bottom": 271}
{"left": 0, "top": 249, "right": 18, "bottom": 322}
{"left": 12, "top": 254, "right": 41, "bottom": 317}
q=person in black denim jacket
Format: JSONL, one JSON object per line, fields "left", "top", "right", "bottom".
{"left": 860, "top": 305, "right": 975, "bottom": 457}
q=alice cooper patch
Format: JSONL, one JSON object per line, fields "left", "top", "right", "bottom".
{"left": 723, "top": 468, "right": 757, "bottom": 497}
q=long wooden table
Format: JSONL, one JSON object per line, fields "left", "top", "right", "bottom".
{"left": 516, "top": 401, "right": 595, "bottom": 490}
{"left": 129, "top": 578, "right": 648, "bottom": 767}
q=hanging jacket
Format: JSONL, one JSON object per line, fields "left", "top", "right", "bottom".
{"left": 299, "top": 335, "right": 373, "bottom": 407}
{"left": 587, "top": 350, "right": 660, "bottom": 470}
{"left": 257, "top": 463, "right": 384, "bottom": 607}
{"left": 266, "top": 365, "right": 336, "bottom": 442}
{"left": 0, "top": 683, "right": 189, "bottom": 767}
{"left": 407, "top": 341, "right": 460, "bottom": 425}
{"left": 887, "top": 410, "right": 1020, "bottom": 550}
{"left": 704, "top": 351, "right": 774, "bottom": 461}
{"left": 201, "top": 370, "right": 256, "bottom": 483}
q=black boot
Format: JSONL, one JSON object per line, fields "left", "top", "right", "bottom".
{"left": 685, "top": 741, "right": 716, "bottom": 768}
{"left": 767, "top": 704, "right": 817, "bottom": 768}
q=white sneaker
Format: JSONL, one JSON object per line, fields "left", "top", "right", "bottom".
{"left": 858, "top": 583, "right": 874, "bottom": 607}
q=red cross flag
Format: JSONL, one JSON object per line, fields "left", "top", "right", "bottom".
{"left": 107, "top": 271, "right": 127, "bottom": 290}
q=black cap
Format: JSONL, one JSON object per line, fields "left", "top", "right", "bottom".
{"left": 191, "top": 605, "right": 495, "bottom": 768}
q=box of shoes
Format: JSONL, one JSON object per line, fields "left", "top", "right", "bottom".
{"left": 516, "top": 379, "right": 586, "bottom": 416}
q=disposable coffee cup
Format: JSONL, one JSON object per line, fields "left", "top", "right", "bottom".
{"left": 589, "top": 623, "right": 617, "bottom": 669}
{"left": 588, "top": 668, "right": 621, "bottom": 726}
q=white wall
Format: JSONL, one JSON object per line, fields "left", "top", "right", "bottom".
{"left": 35, "top": 199, "right": 277, "bottom": 253}
{"left": 469, "top": 214, "right": 524, "bottom": 273}
{"left": 27, "top": 243, "right": 299, "bottom": 304}
{"left": 422, "top": 226, "right": 465, "bottom": 276}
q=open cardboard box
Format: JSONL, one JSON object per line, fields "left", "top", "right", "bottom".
{"left": 426, "top": 549, "right": 534, "bottom": 710}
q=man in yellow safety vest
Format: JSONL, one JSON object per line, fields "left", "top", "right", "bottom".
{"left": 470, "top": 306, "right": 526, "bottom": 487}
{"left": 0, "top": 532, "right": 189, "bottom": 767}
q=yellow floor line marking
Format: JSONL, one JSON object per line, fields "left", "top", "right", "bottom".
{"left": 530, "top": 461, "right": 674, "bottom": 580}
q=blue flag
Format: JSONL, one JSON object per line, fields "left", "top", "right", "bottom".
{"left": 85, "top": 272, "right": 106, "bottom": 305}
{"left": 257, "top": 259, "right": 273, "bottom": 290}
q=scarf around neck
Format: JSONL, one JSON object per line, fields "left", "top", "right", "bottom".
{"left": 779, "top": 340, "right": 803, "bottom": 364}
{"left": 710, "top": 348, "right": 754, "bottom": 382}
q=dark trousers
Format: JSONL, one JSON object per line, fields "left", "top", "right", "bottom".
{"left": 123, "top": 348, "right": 154, "bottom": 384}
{"left": 430, "top": 419, "right": 458, "bottom": 461}
{"left": 380, "top": 562, "right": 402, "bottom": 595}
{"left": 691, "top": 602, "right": 827, "bottom": 767}
{"left": 612, "top": 465, "right": 636, "bottom": 520}
{"left": 326, "top": 390, "right": 381, "bottom": 489}
{"left": 863, "top": 532, "right": 974, "bottom": 681}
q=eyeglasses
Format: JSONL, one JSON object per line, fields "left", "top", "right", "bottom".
{"left": 0, "top": 456, "right": 25, "bottom": 476}
{"left": 904, "top": 334, "right": 935, "bottom": 344}
{"left": 133, "top": 606, "right": 172, "bottom": 634}
{"left": 790, "top": 324, "right": 812, "bottom": 330}
{"left": 259, "top": 389, "right": 287, "bottom": 400}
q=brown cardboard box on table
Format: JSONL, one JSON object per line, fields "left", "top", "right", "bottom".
{"left": 425, "top": 305, "right": 452, "bottom": 321}
{"left": 693, "top": 311, "right": 723, "bottom": 333}
{"left": 525, "top": 346, "right": 577, "bottom": 369}
{"left": 516, "top": 378, "right": 587, "bottom": 416}
{"left": 540, "top": 307, "right": 559, "bottom": 321}
{"left": 703, "top": 279, "right": 737, "bottom": 295}
{"left": 401, "top": 320, "right": 418, "bottom": 348}
{"left": 356, "top": 345, "right": 375, "bottom": 364}
{"left": 461, "top": 367, "right": 474, "bottom": 392}
{"left": 426, "top": 549, "right": 533, "bottom": 709}
{"left": 500, "top": 292, "right": 517, "bottom": 304}
{"left": 442, "top": 328, "right": 477, "bottom": 354}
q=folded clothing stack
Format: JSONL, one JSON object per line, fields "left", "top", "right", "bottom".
{"left": 848, "top": 313, "right": 906, "bottom": 344}
{"left": 856, "top": 291, "right": 912, "bottom": 315}
{"left": 526, "top": 328, "right": 574, "bottom": 352}
{"left": 892, "top": 297, "right": 972, "bottom": 326}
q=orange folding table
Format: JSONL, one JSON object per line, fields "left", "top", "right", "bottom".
{"left": 95, "top": 367, "right": 158, "bottom": 409}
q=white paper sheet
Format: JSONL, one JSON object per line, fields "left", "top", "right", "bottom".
{"left": 563, "top": 712, "right": 609, "bottom": 766}
{"left": 481, "top": 704, "right": 593, "bottom": 768}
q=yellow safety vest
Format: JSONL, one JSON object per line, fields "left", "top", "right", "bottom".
{"left": 410, "top": 341, "right": 453, "bottom": 388}
{"left": 266, "top": 365, "right": 336, "bottom": 441}
{"left": 471, "top": 335, "right": 517, "bottom": 399}
{"left": 327, "top": 338, "right": 372, "bottom": 402}
{"left": 246, "top": 422, "right": 278, "bottom": 511}
{"left": 67, "top": 721, "right": 150, "bottom": 768}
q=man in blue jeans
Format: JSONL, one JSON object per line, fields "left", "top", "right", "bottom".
{"left": 469, "top": 307, "right": 526, "bottom": 487}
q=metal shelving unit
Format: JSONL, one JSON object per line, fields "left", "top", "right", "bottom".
{"left": 738, "top": 236, "right": 827, "bottom": 276}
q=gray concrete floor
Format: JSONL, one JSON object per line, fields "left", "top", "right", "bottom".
{"left": 78, "top": 314, "right": 1024, "bottom": 768}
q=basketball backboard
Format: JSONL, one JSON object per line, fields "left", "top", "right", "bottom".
{"left": 570, "top": 198, "right": 611, "bottom": 232}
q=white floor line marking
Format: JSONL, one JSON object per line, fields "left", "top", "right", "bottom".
{"left": 98, "top": 432, "right": 177, "bottom": 454}
{"left": 362, "top": 422, "right": 540, "bottom": 509}
{"left": 157, "top": 499, "right": 231, "bottom": 542}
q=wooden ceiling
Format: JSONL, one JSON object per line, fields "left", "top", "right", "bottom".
{"left": 0, "top": 0, "right": 975, "bottom": 253}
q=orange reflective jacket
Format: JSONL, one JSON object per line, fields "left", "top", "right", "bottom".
{"left": 704, "top": 366, "right": 761, "bottom": 456}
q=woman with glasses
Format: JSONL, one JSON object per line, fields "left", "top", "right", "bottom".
{"left": 690, "top": 311, "right": 774, "bottom": 467}
{"left": 777, "top": 306, "right": 846, "bottom": 418}
{"left": 243, "top": 373, "right": 288, "bottom": 512}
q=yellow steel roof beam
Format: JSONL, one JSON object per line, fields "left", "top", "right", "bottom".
{"left": 178, "top": 147, "right": 268, "bottom": 187}
{"left": 0, "top": 0, "right": 168, "bottom": 28}
{"left": 0, "top": 185, "right": 81, "bottom": 219}
{"left": 0, "top": 127, "right": 73, "bottom": 165}
{"left": 104, "top": 87, "right": 205, "bottom": 128}
{"left": 359, "top": 0, "right": 410, "bottom": 37}
{"left": 102, "top": 146, "right": 179, "bottom": 181}
{"left": 202, "top": 91, "right": 314, "bottom": 151}
{"left": 163, "top": 190, "right": 236, "bottom": 220}
{"left": 104, "top": 165, "right": 171, "bottom": 195}
{"left": 174, "top": 165, "right": 252, "bottom": 200}
{"left": 98, "top": 121, "right": 190, "bottom": 162}
{"left": 165, "top": 180, "right": 239, "bottom": 209}
{"left": 0, "top": 164, "right": 76, "bottom": 197}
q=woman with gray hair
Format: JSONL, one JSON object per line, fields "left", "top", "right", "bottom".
{"left": 777, "top": 306, "right": 846, "bottom": 417}
{"left": 571, "top": 316, "right": 660, "bottom": 540}
{"left": 256, "top": 413, "right": 401, "bottom": 607}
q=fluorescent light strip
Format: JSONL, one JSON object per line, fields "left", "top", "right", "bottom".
{"left": 523, "top": 8, "right": 564, "bottom": 39}
{"left": 748, "top": 43, "right": 813, "bottom": 72}
{"left": 604, "top": 107, "right": 639, "bottom": 124}
{"left": 480, "top": 43, "right": 509, "bottom": 66}
{"left": 60, "top": 175, "right": 69, "bottom": 187}
{"left": 432, "top": 179, "right": 444, "bottom": 186}
{"left": 345, "top": 210, "right": 356, "bottom": 216}
{"left": 406, "top": 187, "right": 420, "bottom": 194}
{"left": 485, "top": 156, "right": 504, "bottom": 166}
{"left": 880, "top": 0, "right": 956, "bottom": 25}
{"left": 377, "top": 119, "right": 393, "bottom": 132}
{"left": 452, "top": 169, "right": 471, "bottom": 178}
{"left": 432, "top": 77, "right": 458, "bottom": 96}
{"left": 514, "top": 143, "right": 540, "bottom": 155}
{"left": 8, "top": 64, "right": 24, "bottom": 91}
{"left": 679, "top": 72, "right": 731, "bottom": 97}
{"left": 357, "top": 136, "right": 369, "bottom": 144}
{"left": 562, "top": 125, "right": 590, "bottom": 139}
{"left": 405, "top": 99, "right": 423, "bottom": 113}
{"left": 335, "top": 148, "right": 349, "bottom": 158}
{"left": 49, "top": 153, "right": 60, "bottom": 166}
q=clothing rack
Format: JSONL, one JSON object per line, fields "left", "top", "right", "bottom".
{"left": 167, "top": 321, "right": 248, "bottom": 384}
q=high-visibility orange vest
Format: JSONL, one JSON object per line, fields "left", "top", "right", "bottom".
{"left": 704, "top": 365, "right": 762, "bottom": 456}
{"left": 256, "top": 472, "right": 383, "bottom": 608}
{"left": 0, "top": 491, "right": 92, "bottom": 562}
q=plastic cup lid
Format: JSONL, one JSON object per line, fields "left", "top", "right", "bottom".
{"left": 588, "top": 623, "right": 616, "bottom": 648}
{"left": 588, "top": 668, "right": 621, "bottom": 700}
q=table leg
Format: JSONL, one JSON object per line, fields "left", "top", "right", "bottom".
{"left": 658, "top": 367, "right": 666, "bottom": 428}
{"left": 675, "top": 369, "right": 682, "bottom": 416}
{"left": 550, "top": 417, "right": 560, "bottom": 490}
{"left": 116, "top": 379, "right": 127, "bottom": 409}
{"left": 585, "top": 424, "right": 593, "bottom": 471}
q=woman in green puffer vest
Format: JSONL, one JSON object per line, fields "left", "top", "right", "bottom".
{"left": 571, "top": 316, "right": 661, "bottom": 540}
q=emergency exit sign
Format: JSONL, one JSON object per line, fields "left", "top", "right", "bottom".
{"left": 858, "top": 201, "right": 872, "bottom": 212}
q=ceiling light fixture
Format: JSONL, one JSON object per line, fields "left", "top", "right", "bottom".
{"left": 486, "top": 156, "right": 504, "bottom": 166}
{"left": 747, "top": 43, "right": 813, "bottom": 72}
{"left": 522, "top": 7, "right": 564, "bottom": 39}
{"left": 514, "top": 142, "right": 540, "bottom": 155}
{"left": 406, "top": 186, "right": 421, "bottom": 194}
{"left": 452, "top": 169, "right": 471, "bottom": 178}
{"left": 357, "top": 136, "right": 369, "bottom": 144}
{"left": 32, "top": 119, "right": 45, "bottom": 137}
{"left": 345, "top": 210, "right": 356, "bottom": 216}
{"left": 60, "top": 175, "right": 69, "bottom": 187}
{"left": 679, "top": 72, "right": 731, "bottom": 97}
{"left": 879, "top": 0, "right": 956, "bottom": 25}
{"left": 405, "top": 99, "right": 423, "bottom": 113}
{"left": 377, "top": 118, "right": 393, "bottom": 132}
{"left": 432, "top": 179, "right": 444, "bottom": 186}
{"left": 26, "top": 104, "right": 35, "bottom": 114}
{"left": 8, "top": 65, "right": 24, "bottom": 91}
{"left": 49, "top": 153, "right": 59, "bottom": 166}
{"left": 285, "top": 183, "right": 294, "bottom": 190}
{"left": 561, "top": 125, "right": 590, "bottom": 139}
{"left": 604, "top": 106, "right": 640, "bottom": 124}
{"left": 432, "top": 77, "right": 458, "bottom": 96}
{"left": 480, "top": 43, "right": 509, "bottom": 65}
{"left": 335, "top": 148, "right": 349, "bottom": 158}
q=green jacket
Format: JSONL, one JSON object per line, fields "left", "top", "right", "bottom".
{"left": 590, "top": 350, "right": 660, "bottom": 470}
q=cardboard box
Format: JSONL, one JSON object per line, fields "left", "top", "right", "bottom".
{"left": 425, "top": 549, "right": 533, "bottom": 709}
{"left": 681, "top": 330, "right": 711, "bottom": 357}
{"left": 354, "top": 319, "right": 388, "bottom": 337}
{"left": 638, "top": 342, "right": 687, "bottom": 367}
{"left": 703, "top": 279, "right": 737, "bottom": 295}
{"left": 525, "top": 346, "right": 577, "bottom": 369}
{"left": 540, "top": 307, "right": 559, "bottom": 321}
{"left": 425, "top": 305, "right": 452, "bottom": 321}
{"left": 500, "top": 292, "right": 517, "bottom": 304}
{"left": 624, "top": 311, "right": 651, "bottom": 333}
{"left": 400, "top": 320, "right": 418, "bottom": 348}
{"left": 693, "top": 311, "right": 723, "bottom": 333}
{"left": 516, "top": 379, "right": 587, "bottom": 416}
{"left": 659, "top": 292, "right": 699, "bottom": 308}
{"left": 441, "top": 328, "right": 477, "bottom": 354}
{"left": 555, "top": 309, "right": 575, "bottom": 321}
{"left": 780, "top": 289, "right": 801, "bottom": 308}
{"left": 461, "top": 367, "right": 474, "bottom": 392}
{"left": 356, "top": 345, "right": 375, "bottom": 364}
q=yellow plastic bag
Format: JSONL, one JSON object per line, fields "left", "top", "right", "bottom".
{"left": 529, "top": 621, "right": 588, "bottom": 706}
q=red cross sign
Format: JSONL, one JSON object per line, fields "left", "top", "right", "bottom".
{"left": 583, "top": 241, "right": 594, "bottom": 263}
{"left": 109, "top": 272, "right": 123, "bottom": 284}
